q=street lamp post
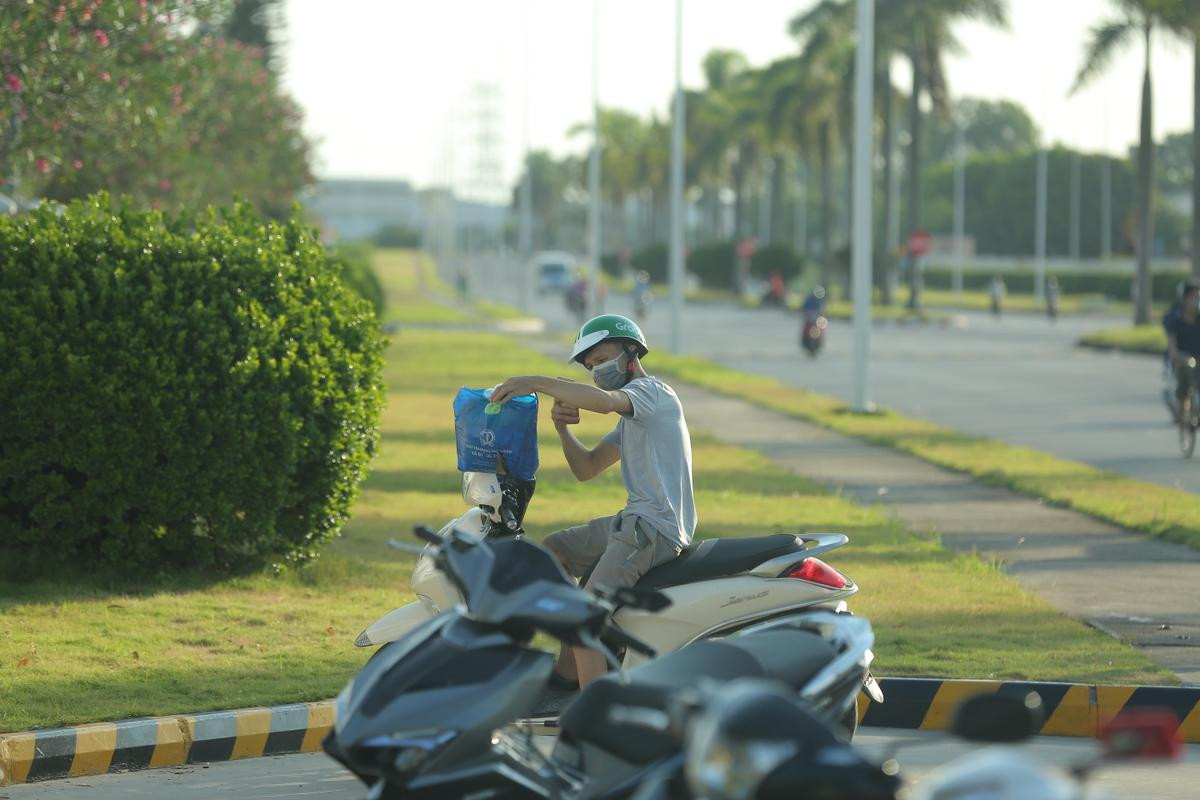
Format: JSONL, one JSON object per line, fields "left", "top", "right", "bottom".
{"left": 668, "top": 0, "right": 685, "bottom": 354}
{"left": 851, "top": 0, "right": 874, "bottom": 412}
{"left": 794, "top": 160, "right": 808, "bottom": 256}
{"left": 1070, "top": 151, "right": 1081, "bottom": 263}
{"left": 588, "top": 0, "right": 601, "bottom": 316}
{"left": 1035, "top": 146, "right": 1047, "bottom": 303}
{"left": 517, "top": 4, "right": 533, "bottom": 314}
{"left": 952, "top": 116, "right": 965, "bottom": 298}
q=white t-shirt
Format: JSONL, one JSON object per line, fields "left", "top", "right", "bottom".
{"left": 601, "top": 376, "right": 696, "bottom": 548}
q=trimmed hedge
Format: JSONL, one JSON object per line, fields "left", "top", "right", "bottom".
{"left": 632, "top": 243, "right": 668, "bottom": 283}
{"left": 328, "top": 241, "right": 385, "bottom": 316}
{"left": 688, "top": 240, "right": 737, "bottom": 289}
{"left": 921, "top": 266, "right": 1191, "bottom": 302}
{"left": 0, "top": 195, "right": 386, "bottom": 575}
{"left": 749, "top": 242, "right": 804, "bottom": 282}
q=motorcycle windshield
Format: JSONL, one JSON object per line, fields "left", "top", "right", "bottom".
{"left": 443, "top": 534, "right": 608, "bottom": 642}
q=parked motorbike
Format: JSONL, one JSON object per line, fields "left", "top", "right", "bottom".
{"left": 800, "top": 312, "right": 827, "bottom": 357}
{"left": 325, "top": 525, "right": 880, "bottom": 799}
{"left": 625, "top": 680, "right": 1183, "bottom": 800}
{"left": 356, "top": 461, "right": 871, "bottom": 680}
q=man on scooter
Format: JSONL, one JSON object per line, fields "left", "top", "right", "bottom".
{"left": 491, "top": 314, "right": 695, "bottom": 707}
{"left": 1167, "top": 280, "right": 1200, "bottom": 415}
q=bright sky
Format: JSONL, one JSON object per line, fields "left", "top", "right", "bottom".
{"left": 282, "top": 0, "right": 1194, "bottom": 192}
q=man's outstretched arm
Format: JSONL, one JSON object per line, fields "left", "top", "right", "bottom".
{"left": 492, "top": 375, "right": 633, "bottom": 416}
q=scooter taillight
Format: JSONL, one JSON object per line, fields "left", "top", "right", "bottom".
{"left": 785, "top": 557, "right": 846, "bottom": 589}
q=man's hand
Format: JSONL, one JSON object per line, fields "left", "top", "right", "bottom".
{"left": 491, "top": 376, "right": 544, "bottom": 404}
{"left": 551, "top": 399, "right": 580, "bottom": 430}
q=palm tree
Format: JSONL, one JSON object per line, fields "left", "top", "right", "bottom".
{"left": 767, "top": 13, "right": 850, "bottom": 290}
{"left": 1074, "top": 0, "right": 1175, "bottom": 324}
{"left": 1158, "top": 1, "right": 1200, "bottom": 278}
{"left": 690, "top": 50, "right": 754, "bottom": 243}
{"left": 875, "top": 0, "right": 1008, "bottom": 308}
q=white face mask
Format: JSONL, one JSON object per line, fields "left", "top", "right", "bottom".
{"left": 591, "top": 351, "right": 631, "bottom": 390}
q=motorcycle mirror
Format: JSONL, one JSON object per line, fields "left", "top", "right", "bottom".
{"left": 1099, "top": 708, "right": 1182, "bottom": 761}
{"left": 951, "top": 692, "right": 1044, "bottom": 743}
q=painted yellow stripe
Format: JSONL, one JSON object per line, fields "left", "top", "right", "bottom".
{"left": 1041, "top": 685, "right": 1096, "bottom": 737}
{"left": 1096, "top": 686, "right": 1138, "bottom": 728}
{"left": 854, "top": 694, "right": 868, "bottom": 724}
{"left": 1179, "top": 701, "right": 1200, "bottom": 743}
{"left": 231, "top": 708, "right": 273, "bottom": 760}
{"left": 150, "top": 717, "right": 192, "bottom": 769}
{"left": 919, "top": 681, "right": 1001, "bottom": 731}
{"left": 69, "top": 723, "right": 117, "bottom": 778}
{"left": 301, "top": 702, "right": 336, "bottom": 753}
{"left": 0, "top": 733, "right": 37, "bottom": 786}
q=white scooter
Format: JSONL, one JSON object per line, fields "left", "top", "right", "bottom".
{"left": 356, "top": 459, "right": 880, "bottom": 702}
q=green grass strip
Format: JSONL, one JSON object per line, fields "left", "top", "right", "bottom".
{"left": 1078, "top": 325, "right": 1167, "bottom": 355}
{"left": 0, "top": 259, "right": 1173, "bottom": 735}
{"left": 649, "top": 352, "right": 1200, "bottom": 552}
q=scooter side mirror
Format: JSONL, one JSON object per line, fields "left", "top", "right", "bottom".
{"left": 951, "top": 692, "right": 1044, "bottom": 743}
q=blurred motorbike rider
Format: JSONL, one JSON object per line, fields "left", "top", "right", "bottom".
{"left": 492, "top": 314, "right": 695, "bottom": 703}
{"left": 802, "top": 285, "right": 826, "bottom": 318}
{"left": 1166, "top": 279, "right": 1200, "bottom": 412}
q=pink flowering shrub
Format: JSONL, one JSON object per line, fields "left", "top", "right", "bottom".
{"left": 1, "top": 1, "right": 313, "bottom": 217}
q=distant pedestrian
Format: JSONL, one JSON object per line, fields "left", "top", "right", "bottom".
{"left": 456, "top": 269, "right": 469, "bottom": 301}
{"left": 989, "top": 275, "right": 1007, "bottom": 317}
{"left": 1046, "top": 276, "right": 1060, "bottom": 321}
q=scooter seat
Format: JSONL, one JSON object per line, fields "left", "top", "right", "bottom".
{"left": 558, "top": 628, "right": 837, "bottom": 766}
{"left": 634, "top": 534, "right": 805, "bottom": 590}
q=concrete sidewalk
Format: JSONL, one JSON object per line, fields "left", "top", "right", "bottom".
{"left": 518, "top": 333, "right": 1200, "bottom": 685}
{"left": 673, "top": 381, "right": 1200, "bottom": 684}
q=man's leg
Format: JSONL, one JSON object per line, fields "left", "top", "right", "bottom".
{"left": 578, "top": 517, "right": 681, "bottom": 687}
{"left": 542, "top": 517, "right": 616, "bottom": 684}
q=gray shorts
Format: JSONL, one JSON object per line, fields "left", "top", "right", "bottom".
{"left": 544, "top": 513, "right": 682, "bottom": 592}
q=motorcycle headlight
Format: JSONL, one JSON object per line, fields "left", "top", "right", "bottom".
{"left": 685, "top": 713, "right": 797, "bottom": 800}
{"left": 356, "top": 728, "right": 458, "bottom": 776}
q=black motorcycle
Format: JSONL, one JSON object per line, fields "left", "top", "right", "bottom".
{"left": 624, "top": 677, "right": 1184, "bottom": 800}
{"left": 324, "top": 526, "right": 876, "bottom": 799}
{"left": 800, "top": 311, "right": 827, "bottom": 357}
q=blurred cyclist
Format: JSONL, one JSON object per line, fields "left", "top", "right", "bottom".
{"left": 1166, "top": 279, "right": 1200, "bottom": 416}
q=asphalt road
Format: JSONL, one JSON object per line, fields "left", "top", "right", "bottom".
{"left": 481, "top": 259, "right": 1193, "bottom": 494}
{"left": 8, "top": 730, "right": 1198, "bottom": 799}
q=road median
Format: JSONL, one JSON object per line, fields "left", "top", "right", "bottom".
{"left": 6, "top": 680, "right": 1199, "bottom": 786}
{"left": 651, "top": 352, "right": 1200, "bottom": 552}
{"left": 1078, "top": 324, "right": 1166, "bottom": 355}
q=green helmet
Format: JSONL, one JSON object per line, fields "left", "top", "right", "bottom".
{"left": 568, "top": 314, "right": 649, "bottom": 364}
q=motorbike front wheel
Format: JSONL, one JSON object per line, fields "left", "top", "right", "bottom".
{"left": 837, "top": 697, "right": 859, "bottom": 742}
{"left": 1185, "top": 391, "right": 1200, "bottom": 458}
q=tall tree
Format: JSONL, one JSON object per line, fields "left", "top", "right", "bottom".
{"left": 874, "top": 0, "right": 1008, "bottom": 308}
{"left": 1158, "top": 1, "right": 1200, "bottom": 277}
{"left": 223, "top": 0, "right": 284, "bottom": 71}
{"left": 1074, "top": 0, "right": 1175, "bottom": 324}
{"left": 774, "top": 8, "right": 851, "bottom": 289}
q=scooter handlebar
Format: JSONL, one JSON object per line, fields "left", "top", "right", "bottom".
{"left": 605, "top": 625, "right": 658, "bottom": 659}
{"left": 413, "top": 525, "right": 442, "bottom": 545}
{"left": 499, "top": 505, "right": 519, "bottom": 531}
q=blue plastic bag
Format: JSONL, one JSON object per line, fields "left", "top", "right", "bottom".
{"left": 453, "top": 387, "right": 539, "bottom": 480}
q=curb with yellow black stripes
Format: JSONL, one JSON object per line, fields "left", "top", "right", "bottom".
{"left": 2, "top": 678, "right": 1199, "bottom": 786}
{"left": 0, "top": 700, "right": 335, "bottom": 786}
